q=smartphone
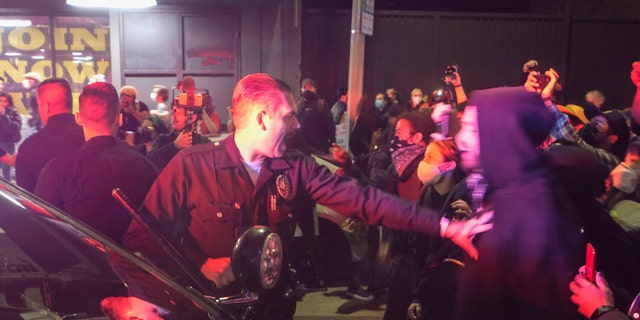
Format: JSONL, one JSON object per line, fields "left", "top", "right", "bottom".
{"left": 585, "top": 243, "right": 596, "bottom": 282}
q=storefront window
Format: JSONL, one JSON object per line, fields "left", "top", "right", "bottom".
{"left": 0, "top": 15, "right": 109, "bottom": 113}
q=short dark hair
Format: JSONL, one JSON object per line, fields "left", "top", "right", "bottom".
{"left": 604, "top": 110, "right": 630, "bottom": 160}
{"left": 79, "top": 82, "right": 120, "bottom": 125}
{"left": 154, "top": 86, "right": 169, "bottom": 101}
{"left": 626, "top": 139, "right": 640, "bottom": 157}
{"left": 38, "top": 78, "right": 73, "bottom": 111}
{"left": 397, "top": 111, "right": 436, "bottom": 143}
{"left": 337, "top": 87, "right": 347, "bottom": 97}
{"left": 0, "top": 92, "right": 13, "bottom": 106}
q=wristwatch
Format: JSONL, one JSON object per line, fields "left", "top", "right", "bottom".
{"left": 589, "top": 305, "right": 617, "bottom": 320}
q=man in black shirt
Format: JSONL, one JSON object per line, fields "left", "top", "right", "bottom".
{"left": 35, "top": 82, "right": 158, "bottom": 244}
{"left": 15, "top": 78, "right": 85, "bottom": 193}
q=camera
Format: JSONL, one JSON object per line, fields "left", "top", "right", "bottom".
{"left": 534, "top": 73, "right": 550, "bottom": 90}
{"left": 428, "top": 89, "right": 452, "bottom": 105}
{"left": 444, "top": 65, "right": 459, "bottom": 81}
{"left": 173, "top": 87, "right": 207, "bottom": 133}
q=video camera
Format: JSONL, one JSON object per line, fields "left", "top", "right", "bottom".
{"left": 172, "top": 86, "right": 209, "bottom": 133}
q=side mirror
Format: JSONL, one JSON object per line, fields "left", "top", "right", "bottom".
{"left": 231, "top": 226, "right": 283, "bottom": 292}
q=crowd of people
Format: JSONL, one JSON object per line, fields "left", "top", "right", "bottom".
{"left": 322, "top": 60, "right": 640, "bottom": 320}
{"left": 0, "top": 60, "right": 639, "bottom": 319}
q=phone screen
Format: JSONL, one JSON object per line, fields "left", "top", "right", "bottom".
{"left": 585, "top": 243, "right": 596, "bottom": 282}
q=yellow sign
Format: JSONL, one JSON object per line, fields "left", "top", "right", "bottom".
{"left": 0, "top": 24, "right": 111, "bottom": 114}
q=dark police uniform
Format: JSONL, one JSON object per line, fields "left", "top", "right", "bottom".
{"left": 124, "top": 134, "right": 443, "bottom": 319}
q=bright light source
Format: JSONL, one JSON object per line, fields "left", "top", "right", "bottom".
{"left": 32, "top": 55, "right": 45, "bottom": 60}
{"left": 66, "top": 0, "right": 157, "bottom": 9}
{"left": 5, "top": 53, "right": 21, "bottom": 56}
{"left": 0, "top": 19, "right": 32, "bottom": 27}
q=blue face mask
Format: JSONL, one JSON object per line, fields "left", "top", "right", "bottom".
{"left": 375, "top": 99, "right": 385, "bottom": 109}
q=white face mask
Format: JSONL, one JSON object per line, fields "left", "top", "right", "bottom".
{"left": 150, "top": 92, "right": 158, "bottom": 101}
{"left": 417, "top": 160, "right": 456, "bottom": 185}
{"left": 412, "top": 96, "right": 422, "bottom": 106}
{"left": 610, "top": 163, "right": 639, "bottom": 194}
{"left": 22, "top": 79, "right": 31, "bottom": 89}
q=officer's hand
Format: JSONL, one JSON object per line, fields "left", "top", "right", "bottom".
{"left": 407, "top": 302, "right": 423, "bottom": 320}
{"left": 443, "top": 210, "right": 494, "bottom": 260}
{"left": 174, "top": 131, "right": 193, "bottom": 149}
{"left": 331, "top": 143, "right": 349, "bottom": 165}
{"left": 200, "top": 257, "right": 235, "bottom": 289}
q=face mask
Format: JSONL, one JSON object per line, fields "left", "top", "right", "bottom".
{"left": 22, "top": 80, "right": 31, "bottom": 89}
{"left": 389, "top": 136, "right": 427, "bottom": 177}
{"left": 390, "top": 135, "right": 413, "bottom": 149}
{"left": 375, "top": 99, "right": 385, "bottom": 109}
{"left": 417, "top": 161, "right": 456, "bottom": 185}
{"left": 150, "top": 92, "right": 158, "bottom": 101}
{"left": 412, "top": 97, "right": 422, "bottom": 106}
{"left": 610, "top": 163, "right": 639, "bottom": 194}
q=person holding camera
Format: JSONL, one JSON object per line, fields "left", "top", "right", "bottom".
{"left": 441, "top": 65, "right": 468, "bottom": 112}
{"left": 118, "top": 85, "right": 150, "bottom": 145}
{"left": 146, "top": 104, "right": 210, "bottom": 171}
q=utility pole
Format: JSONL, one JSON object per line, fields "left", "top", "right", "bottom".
{"left": 345, "top": 0, "right": 373, "bottom": 152}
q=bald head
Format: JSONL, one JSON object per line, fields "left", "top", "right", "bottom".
{"left": 37, "top": 78, "right": 73, "bottom": 125}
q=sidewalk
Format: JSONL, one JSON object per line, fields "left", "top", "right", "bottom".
{"left": 294, "top": 287, "right": 386, "bottom": 319}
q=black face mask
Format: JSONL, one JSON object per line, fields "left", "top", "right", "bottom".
{"left": 389, "top": 135, "right": 426, "bottom": 178}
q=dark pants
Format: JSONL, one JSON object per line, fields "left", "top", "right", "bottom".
{"left": 0, "top": 141, "right": 14, "bottom": 180}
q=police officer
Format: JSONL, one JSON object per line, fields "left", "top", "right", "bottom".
{"left": 123, "top": 73, "right": 493, "bottom": 319}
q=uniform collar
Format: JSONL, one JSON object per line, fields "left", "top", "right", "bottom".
{"left": 220, "top": 134, "right": 292, "bottom": 171}
{"left": 220, "top": 134, "right": 293, "bottom": 192}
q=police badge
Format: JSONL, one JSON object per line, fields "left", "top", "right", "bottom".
{"left": 275, "top": 174, "right": 292, "bottom": 200}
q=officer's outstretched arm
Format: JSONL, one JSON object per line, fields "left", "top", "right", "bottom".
{"left": 440, "top": 211, "right": 494, "bottom": 260}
